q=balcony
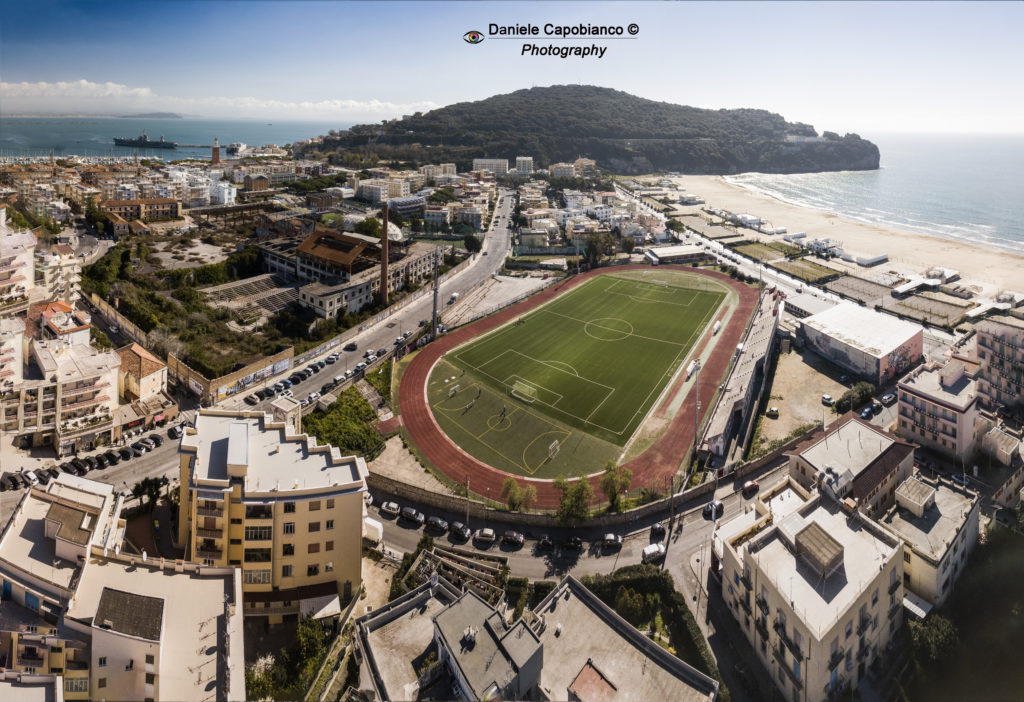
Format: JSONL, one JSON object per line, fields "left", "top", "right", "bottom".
{"left": 756, "top": 595, "right": 769, "bottom": 616}
{"left": 889, "top": 580, "right": 901, "bottom": 595}
{"left": 57, "top": 415, "right": 113, "bottom": 437}
{"left": 740, "top": 572, "right": 752, "bottom": 590}
{"left": 66, "top": 660, "right": 89, "bottom": 671}
{"left": 889, "top": 603, "right": 901, "bottom": 620}
{"left": 196, "top": 528, "right": 223, "bottom": 539}
{"left": 857, "top": 646, "right": 869, "bottom": 662}
{"left": 59, "top": 394, "right": 109, "bottom": 412}
{"left": 196, "top": 547, "right": 223, "bottom": 560}
{"left": 774, "top": 620, "right": 803, "bottom": 659}
{"left": 17, "top": 655, "right": 45, "bottom": 668}
{"left": 738, "top": 597, "right": 752, "bottom": 616}
{"left": 773, "top": 648, "right": 803, "bottom": 692}
{"left": 828, "top": 649, "right": 845, "bottom": 671}
{"left": 197, "top": 506, "right": 222, "bottom": 518}
{"left": 61, "top": 380, "right": 109, "bottom": 397}
{"left": 857, "top": 616, "right": 871, "bottom": 636}
{"left": 755, "top": 618, "right": 770, "bottom": 640}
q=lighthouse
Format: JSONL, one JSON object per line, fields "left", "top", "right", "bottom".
{"left": 211, "top": 138, "right": 221, "bottom": 165}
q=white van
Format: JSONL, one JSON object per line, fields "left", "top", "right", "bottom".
{"left": 641, "top": 543, "right": 666, "bottom": 564}
{"left": 334, "top": 375, "right": 345, "bottom": 384}
{"left": 23, "top": 470, "right": 40, "bottom": 486}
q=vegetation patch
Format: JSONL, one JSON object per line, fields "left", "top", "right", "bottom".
{"left": 303, "top": 387, "right": 384, "bottom": 458}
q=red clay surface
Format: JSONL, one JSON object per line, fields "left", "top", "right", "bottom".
{"left": 398, "top": 266, "right": 759, "bottom": 509}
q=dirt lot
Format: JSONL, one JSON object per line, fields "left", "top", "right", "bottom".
{"left": 359, "top": 556, "right": 398, "bottom": 618}
{"left": 758, "top": 347, "right": 851, "bottom": 442}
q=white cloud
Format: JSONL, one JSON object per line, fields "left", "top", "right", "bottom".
{"left": 0, "top": 78, "right": 438, "bottom": 120}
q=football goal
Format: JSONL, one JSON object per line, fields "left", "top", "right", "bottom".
{"left": 510, "top": 380, "right": 538, "bottom": 404}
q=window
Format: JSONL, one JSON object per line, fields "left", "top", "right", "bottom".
{"left": 326, "top": 498, "right": 335, "bottom": 509}
{"left": 283, "top": 543, "right": 294, "bottom": 556}
{"left": 308, "top": 543, "right": 320, "bottom": 554}
{"left": 282, "top": 565, "right": 293, "bottom": 577}
{"left": 284, "top": 502, "right": 296, "bottom": 513}
{"left": 307, "top": 564, "right": 320, "bottom": 577}
{"left": 230, "top": 538, "right": 241, "bottom": 545}
{"left": 146, "top": 654, "right": 155, "bottom": 665}
{"left": 325, "top": 561, "right": 334, "bottom": 572}
{"left": 845, "top": 650, "right": 853, "bottom": 671}
{"left": 845, "top": 621, "right": 852, "bottom": 639}
{"left": 243, "top": 569, "right": 271, "bottom": 585}
{"left": 326, "top": 520, "right": 335, "bottom": 531}
{"left": 98, "top": 678, "right": 107, "bottom": 688}
{"left": 146, "top": 673, "right": 155, "bottom": 684}
{"left": 99, "top": 656, "right": 107, "bottom": 667}
{"left": 65, "top": 679, "right": 89, "bottom": 693}
{"left": 283, "top": 522, "right": 295, "bottom": 535}
{"left": 872, "top": 588, "right": 879, "bottom": 607}
{"left": 309, "top": 521, "right": 321, "bottom": 533}
{"left": 326, "top": 540, "right": 334, "bottom": 551}
{"left": 793, "top": 659, "right": 801, "bottom": 682}
{"left": 230, "top": 518, "right": 242, "bottom": 525}
{"left": 244, "top": 525, "right": 273, "bottom": 541}
{"left": 904, "top": 550, "right": 911, "bottom": 562}
{"left": 309, "top": 500, "right": 321, "bottom": 511}
{"left": 244, "top": 548, "right": 272, "bottom": 563}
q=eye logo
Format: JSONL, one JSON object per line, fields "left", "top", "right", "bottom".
{"left": 463, "top": 30, "right": 484, "bottom": 45}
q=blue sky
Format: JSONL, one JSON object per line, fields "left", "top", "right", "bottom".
{"left": 2, "top": 1, "right": 1022, "bottom": 134}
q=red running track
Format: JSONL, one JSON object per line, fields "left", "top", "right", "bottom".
{"left": 397, "top": 265, "right": 759, "bottom": 510}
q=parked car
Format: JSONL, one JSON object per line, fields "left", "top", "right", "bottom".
{"left": 149, "top": 433, "right": 164, "bottom": 447}
{"left": 105, "top": 450, "right": 121, "bottom": 465}
{"left": 59, "top": 462, "right": 75, "bottom": 474}
{"left": 399, "top": 506, "right": 425, "bottom": 527}
{"left": 84, "top": 456, "right": 98, "bottom": 470}
{"left": 94, "top": 454, "right": 109, "bottom": 469}
{"left": 951, "top": 473, "right": 971, "bottom": 487}
{"left": 344, "top": 342, "right": 358, "bottom": 351}
{"left": 839, "top": 375, "right": 850, "bottom": 384}
{"left": 376, "top": 348, "right": 387, "bottom": 357}
{"left": 502, "top": 530, "right": 525, "bottom": 548}
{"left": 23, "top": 470, "right": 40, "bottom": 486}
{"left": 325, "top": 355, "right": 337, "bottom": 365}
{"left": 650, "top": 522, "right": 666, "bottom": 540}
{"left": 280, "top": 379, "right": 292, "bottom": 389}
{"left": 821, "top": 394, "right": 834, "bottom": 406}
{"left": 308, "top": 392, "right": 321, "bottom": 403}
{"left": 860, "top": 406, "right": 874, "bottom": 420}
{"left": 281, "top": 389, "right": 294, "bottom": 398}
{"left": 168, "top": 426, "right": 183, "bottom": 439}
{"left": 564, "top": 535, "right": 584, "bottom": 551}
{"left": 702, "top": 500, "right": 725, "bottom": 521}
{"left": 366, "top": 354, "right": 377, "bottom": 363}
{"left": 742, "top": 480, "right": 760, "bottom": 497}
{"left": 130, "top": 442, "right": 147, "bottom": 456}
{"left": 244, "top": 394, "right": 260, "bottom": 405}
{"left": 426, "top": 515, "right": 449, "bottom": 533}
{"left": 139, "top": 437, "right": 156, "bottom": 450}
{"left": 34, "top": 470, "right": 51, "bottom": 485}
{"left": 380, "top": 501, "right": 400, "bottom": 517}
{"left": 0, "top": 475, "right": 13, "bottom": 491}
{"left": 536, "top": 534, "right": 553, "bottom": 551}
{"left": 117, "top": 447, "right": 132, "bottom": 462}
{"left": 45, "top": 467, "right": 61, "bottom": 480}
{"left": 71, "top": 458, "right": 89, "bottom": 473}
{"left": 766, "top": 407, "right": 780, "bottom": 419}
{"left": 475, "top": 528, "right": 497, "bottom": 544}
{"left": 449, "top": 522, "right": 471, "bottom": 541}
{"left": 316, "top": 360, "right": 327, "bottom": 369}
{"left": 355, "top": 362, "right": 367, "bottom": 372}
{"left": 642, "top": 543, "right": 667, "bottom": 564}
{"left": 321, "top": 383, "right": 334, "bottom": 395}
{"left": 880, "top": 392, "right": 897, "bottom": 406}
{"left": 272, "top": 382, "right": 284, "bottom": 392}
{"left": 603, "top": 533, "right": 623, "bottom": 549}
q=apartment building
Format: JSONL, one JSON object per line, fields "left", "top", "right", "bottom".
{"left": 0, "top": 205, "right": 37, "bottom": 317}
{"left": 387, "top": 195, "right": 426, "bottom": 218}
{"left": 0, "top": 317, "right": 25, "bottom": 397}
{"left": 975, "top": 315, "right": 1024, "bottom": 410}
{"left": 721, "top": 493, "right": 903, "bottom": 701}
{"left": 210, "top": 179, "right": 237, "bottom": 206}
{"left": 386, "top": 178, "right": 411, "bottom": 198}
{"left": 356, "top": 179, "right": 391, "bottom": 204}
{"left": 515, "top": 156, "right": 534, "bottom": 174}
{"left": 99, "top": 198, "right": 180, "bottom": 221}
{"left": 471, "top": 158, "right": 509, "bottom": 175}
{"left": 549, "top": 162, "right": 577, "bottom": 178}
{"left": 789, "top": 414, "right": 915, "bottom": 518}
{"left": 176, "top": 410, "right": 369, "bottom": 622}
{"left": 876, "top": 475, "right": 979, "bottom": 612}
{"left": 116, "top": 342, "right": 168, "bottom": 402}
{"left": 897, "top": 360, "right": 981, "bottom": 463}
{"left": 0, "top": 626, "right": 90, "bottom": 697}
{"left": 37, "top": 243, "right": 81, "bottom": 304}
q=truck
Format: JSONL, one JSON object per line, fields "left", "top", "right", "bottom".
{"left": 712, "top": 320, "right": 722, "bottom": 335}
{"left": 685, "top": 360, "right": 698, "bottom": 380}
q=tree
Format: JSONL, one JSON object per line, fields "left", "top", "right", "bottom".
{"left": 521, "top": 484, "right": 537, "bottom": 511}
{"left": 621, "top": 237, "right": 635, "bottom": 254}
{"left": 501, "top": 476, "right": 522, "bottom": 511}
{"left": 463, "top": 234, "right": 482, "bottom": 253}
{"left": 410, "top": 216, "right": 423, "bottom": 233}
{"left": 131, "top": 476, "right": 164, "bottom": 511}
{"left": 614, "top": 586, "right": 645, "bottom": 625}
{"left": 909, "top": 614, "right": 959, "bottom": 663}
{"left": 599, "top": 461, "right": 633, "bottom": 511}
{"left": 353, "top": 216, "right": 381, "bottom": 238}
{"left": 554, "top": 473, "right": 593, "bottom": 524}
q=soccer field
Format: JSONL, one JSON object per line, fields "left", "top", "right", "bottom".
{"left": 429, "top": 270, "right": 727, "bottom": 476}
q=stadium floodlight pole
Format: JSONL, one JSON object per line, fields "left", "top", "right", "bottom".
{"left": 431, "top": 247, "right": 440, "bottom": 341}
{"left": 466, "top": 477, "right": 470, "bottom": 531}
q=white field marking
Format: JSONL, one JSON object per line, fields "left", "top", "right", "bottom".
{"left": 603, "top": 278, "right": 699, "bottom": 307}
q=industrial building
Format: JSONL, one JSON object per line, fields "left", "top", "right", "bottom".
{"left": 800, "top": 303, "right": 923, "bottom": 385}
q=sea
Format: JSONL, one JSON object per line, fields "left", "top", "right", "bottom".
{"left": 726, "top": 134, "right": 1024, "bottom": 255}
{"left": 0, "top": 116, "right": 345, "bottom": 161}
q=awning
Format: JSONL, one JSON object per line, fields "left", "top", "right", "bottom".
{"left": 903, "top": 590, "right": 933, "bottom": 619}
{"left": 154, "top": 414, "right": 165, "bottom": 422}
{"left": 301, "top": 592, "right": 341, "bottom": 620}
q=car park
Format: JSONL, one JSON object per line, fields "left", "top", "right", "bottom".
{"left": 502, "top": 530, "right": 525, "bottom": 548}
{"left": 702, "top": 500, "right": 725, "bottom": 521}
{"left": 475, "top": 528, "right": 497, "bottom": 544}
{"left": 426, "top": 515, "right": 449, "bottom": 533}
{"left": 603, "top": 533, "right": 623, "bottom": 549}
{"left": 380, "top": 501, "right": 400, "bottom": 517}
{"left": 742, "top": 480, "right": 760, "bottom": 497}
{"left": 449, "top": 522, "right": 471, "bottom": 541}
{"left": 821, "top": 394, "right": 834, "bottom": 406}
{"left": 641, "top": 543, "right": 667, "bottom": 564}
{"left": 650, "top": 522, "right": 666, "bottom": 540}
{"left": 400, "top": 507, "right": 425, "bottom": 526}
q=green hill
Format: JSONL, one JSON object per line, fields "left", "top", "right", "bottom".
{"left": 304, "top": 85, "right": 879, "bottom": 174}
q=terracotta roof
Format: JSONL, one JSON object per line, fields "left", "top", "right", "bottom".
{"left": 116, "top": 343, "right": 166, "bottom": 379}
{"left": 53, "top": 244, "right": 75, "bottom": 256}
{"left": 295, "top": 229, "right": 373, "bottom": 269}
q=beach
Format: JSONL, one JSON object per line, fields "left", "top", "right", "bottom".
{"left": 672, "top": 175, "right": 1024, "bottom": 295}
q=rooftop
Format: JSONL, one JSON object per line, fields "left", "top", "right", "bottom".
{"left": 534, "top": 576, "right": 718, "bottom": 701}
{"left": 116, "top": 342, "right": 166, "bottom": 379}
{"left": 182, "top": 410, "right": 367, "bottom": 494}
{"left": 0, "top": 679, "right": 55, "bottom": 702}
{"left": 748, "top": 498, "right": 900, "bottom": 640}
{"left": 29, "top": 337, "right": 120, "bottom": 383}
{"left": 879, "top": 476, "right": 978, "bottom": 564}
{"left": 94, "top": 587, "right": 164, "bottom": 641}
{"left": 798, "top": 415, "right": 895, "bottom": 479}
{"left": 802, "top": 302, "right": 922, "bottom": 358}
{"left": 785, "top": 292, "right": 837, "bottom": 317}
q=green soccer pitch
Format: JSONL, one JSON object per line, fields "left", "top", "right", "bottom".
{"left": 427, "top": 270, "right": 728, "bottom": 478}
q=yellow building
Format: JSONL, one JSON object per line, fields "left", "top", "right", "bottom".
{"left": 177, "top": 408, "right": 369, "bottom": 622}
{"left": 0, "top": 625, "right": 90, "bottom": 698}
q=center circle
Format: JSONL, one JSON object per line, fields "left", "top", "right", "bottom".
{"left": 583, "top": 317, "right": 634, "bottom": 341}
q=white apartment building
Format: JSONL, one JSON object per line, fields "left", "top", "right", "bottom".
{"left": 0, "top": 205, "right": 37, "bottom": 317}
{"left": 550, "top": 162, "right": 576, "bottom": 178}
{"left": 177, "top": 409, "right": 369, "bottom": 622}
{"left": 387, "top": 178, "right": 411, "bottom": 198}
{"left": 975, "top": 316, "right": 1024, "bottom": 410}
{"left": 876, "top": 475, "right": 979, "bottom": 613}
{"left": 37, "top": 244, "right": 81, "bottom": 304}
{"left": 439, "top": 163, "right": 457, "bottom": 176}
{"left": 357, "top": 179, "right": 391, "bottom": 204}
{"left": 113, "top": 183, "right": 139, "bottom": 201}
{"left": 209, "top": 179, "right": 238, "bottom": 206}
{"left": 0, "top": 317, "right": 25, "bottom": 397}
{"left": 722, "top": 494, "right": 903, "bottom": 701}
{"left": 897, "top": 360, "right": 981, "bottom": 463}
{"left": 471, "top": 158, "right": 509, "bottom": 175}
{"left": 515, "top": 156, "right": 534, "bottom": 174}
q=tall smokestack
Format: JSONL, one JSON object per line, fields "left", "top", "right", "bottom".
{"left": 211, "top": 138, "right": 221, "bottom": 166}
{"left": 380, "top": 205, "right": 389, "bottom": 306}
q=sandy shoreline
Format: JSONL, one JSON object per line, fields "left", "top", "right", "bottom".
{"left": 672, "top": 175, "right": 1024, "bottom": 295}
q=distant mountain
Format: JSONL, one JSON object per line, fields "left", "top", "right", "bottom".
{"left": 120, "top": 112, "right": 183, "bottom": 119}
{"left": 303, "top": 85, "right": 879, "bottom": 175}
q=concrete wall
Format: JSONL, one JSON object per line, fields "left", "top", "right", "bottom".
{"left": 89, "top": 293, "right": 150, "bottom": 347}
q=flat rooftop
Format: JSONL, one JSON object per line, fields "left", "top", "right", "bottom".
{"left": 900, "top": 363, "right": 978, "bottom": 410}
{"left": 749, "top": 499, "right": 899, "bottom": 641}
{"left": 182, "top": 411, "right": 366, "bottom": 493}
{"left": 879, "top": 479, "right": 978, "bottom": 563}
{"left": 0, "top": 493, "right": 80, "bottom": 591}
{"left": 30, "top": 337, "right": 120, "bottom": 381}
{"left": 803, "top": 302, "right": 922, "bottom": 358}
{"left": 0, "top": 679, "right": 55, "bottom": 702}
{"left": 535, "top": 577, "right": 718, "bottom": 701}
{"left": 67, "top": 557, "right": 237, "bottom": 702}
{"left": 785, "top": 292, "right": 837, "bottom": 317}
{"left": 798, "top": 417, "right": 894, "bottom": 478}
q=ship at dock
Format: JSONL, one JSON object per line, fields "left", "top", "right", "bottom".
{"left": 112, "top": 131, "right": 177, "bottom": 149}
